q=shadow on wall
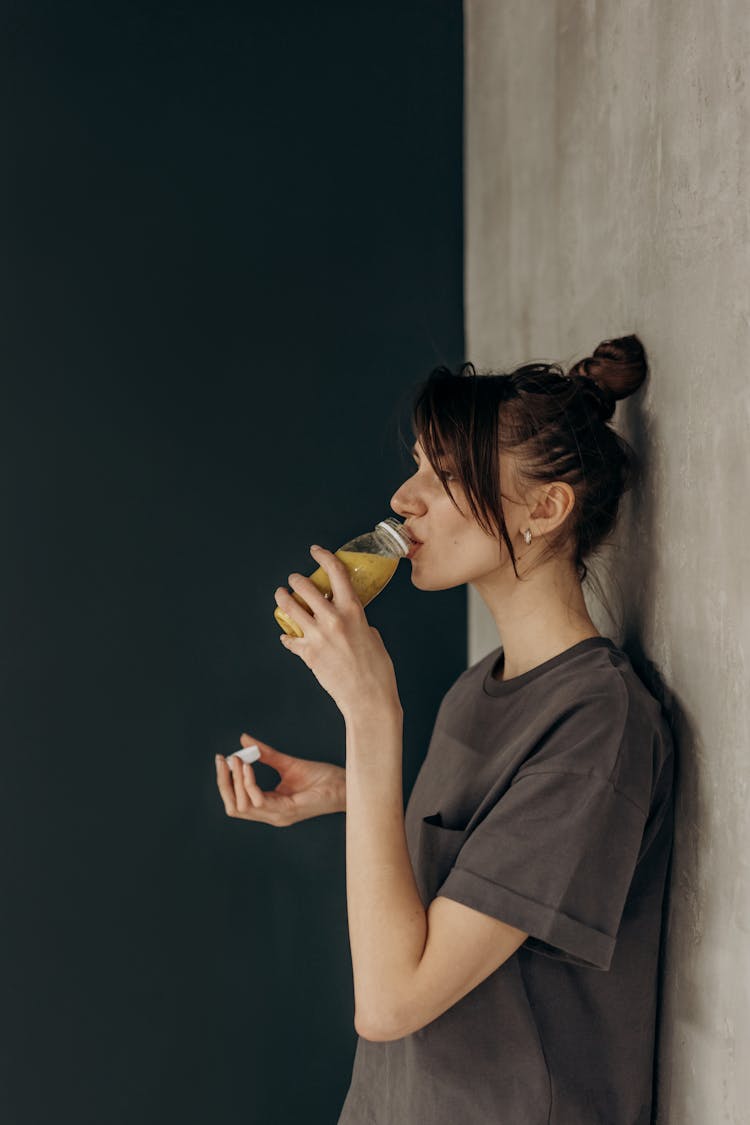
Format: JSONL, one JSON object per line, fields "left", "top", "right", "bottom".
{"left": 622, "top": 629, "right": 685, "bottom": 1125}
{"left": 612, "top": 389, "right": 694, "bottom": 1125}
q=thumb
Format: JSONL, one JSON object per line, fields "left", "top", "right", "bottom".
{"left": 240, "top": 732, "right": 288, "bottom": 766}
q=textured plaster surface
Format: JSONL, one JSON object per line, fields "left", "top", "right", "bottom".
{"left": 464, "top": 2, "right": 750, "bottom": 1120}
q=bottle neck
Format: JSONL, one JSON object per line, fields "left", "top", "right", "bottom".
{"left": 375, "top": 518, "right": 411, "bottom": 557}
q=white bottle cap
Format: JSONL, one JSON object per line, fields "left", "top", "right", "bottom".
{"left": 376, "top": 518, "right": 411, "bottom": 556}
{"left": 227, "top": 744, "right": 261, "bottom": 765}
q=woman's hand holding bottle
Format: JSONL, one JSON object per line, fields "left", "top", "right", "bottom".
{"left": 215, "top": 732, "right": 346, "bottom": 826}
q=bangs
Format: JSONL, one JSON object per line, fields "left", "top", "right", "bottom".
{"left": 410, "top": 363, "right": 510, "bottom": 541}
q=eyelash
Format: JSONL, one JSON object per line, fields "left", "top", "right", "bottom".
{"left": 412, "top": 459, "right": 456, "bottom": 482}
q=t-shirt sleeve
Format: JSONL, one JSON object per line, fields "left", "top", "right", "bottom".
{"left": 436, "top": 700, "right": 650, "bottom": 971}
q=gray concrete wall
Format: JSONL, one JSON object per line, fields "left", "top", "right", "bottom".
{"left": 463, "top": 2, "right": 750, "bottom": 1121}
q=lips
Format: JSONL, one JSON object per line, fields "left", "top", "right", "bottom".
{"left": 401, "top": 524, "right": 423, "bottom": 558}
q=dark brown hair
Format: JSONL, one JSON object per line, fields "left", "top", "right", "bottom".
{"left": 405, "top": 334, "right": 649, "bottom": 604}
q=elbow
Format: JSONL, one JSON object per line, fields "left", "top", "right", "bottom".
{"left": 354, "top": 1009, "right": 405, "bottom": 1043}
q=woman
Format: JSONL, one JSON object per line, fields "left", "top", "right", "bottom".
{"left": 215, "top": 334, "right": 675, "bottom": 1125}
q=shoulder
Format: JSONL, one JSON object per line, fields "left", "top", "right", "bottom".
{"left": 523, "top": 646, "right": 673, "bottom": 813}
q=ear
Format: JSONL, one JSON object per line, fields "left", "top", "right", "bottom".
{"left": 528, "top": 481, "right": 576, "bottom": 535}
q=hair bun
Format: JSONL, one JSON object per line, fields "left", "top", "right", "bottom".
{"left": 567, "top": 334, "right": 649, "bottom": 421}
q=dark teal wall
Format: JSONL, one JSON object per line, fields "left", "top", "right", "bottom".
{"left": 0, "top": 2, "right": 465, "bottom": 1121}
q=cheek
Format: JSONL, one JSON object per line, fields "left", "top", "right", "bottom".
{"left": 437, "top": 492, "right": 471, "bottom": 528}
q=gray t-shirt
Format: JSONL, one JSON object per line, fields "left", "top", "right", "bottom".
{"left": 337, "top": 636, "right": 674, "bottom": 1125}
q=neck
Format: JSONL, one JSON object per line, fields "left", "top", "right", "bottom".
{"left": 472, "top": 559, "right": 600, "bottom": 681}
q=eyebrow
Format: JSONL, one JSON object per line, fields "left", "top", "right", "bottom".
{"left": 410, "top": 442, "right": 445, "bottom": 458}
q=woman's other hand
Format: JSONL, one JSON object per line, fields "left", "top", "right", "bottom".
{"left": 215, "top": 732, "right": 346, "bottom": 827}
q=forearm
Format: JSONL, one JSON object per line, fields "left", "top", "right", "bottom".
{"left": 343, "top": 702, "right": 427, "bottom": 1037}
{"left": 333, "top": 764, "right": 348, "bottom": 813}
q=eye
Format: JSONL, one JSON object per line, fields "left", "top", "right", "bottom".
{"left": 411, "top": 456, "right": 456, "bottom": 483}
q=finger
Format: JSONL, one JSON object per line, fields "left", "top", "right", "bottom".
{"left": 278, "top": 577, "right": 325, "bottom": 617}
{"left": 241, "top": 761, "right": 265, "bottom": 809}
{"left": 274, "top": 585, "right": 316, "bottom": 629}
{"left": 240, "top": 732, "right": 293, "bottom": 773}
{"left": 215, "top": 756, "right": 238, "bottom": 817}
{"left": 286, "top": 570, "right": 336, "bottom": 618}
{"left": 308, "top": 545, "right": 359, "bottom": 608}
{"left": 217, "top": 753, "right": 279, "bottom": 824}
{"left": 228, "top": 754, "right": 252, "bottom": 814}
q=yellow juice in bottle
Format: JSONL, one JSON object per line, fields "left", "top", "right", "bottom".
{"left": 274, "top": 550, "right": 399, "bottom": 638}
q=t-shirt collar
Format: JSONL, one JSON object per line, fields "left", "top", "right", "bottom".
{"left": 482, "top": 636, "right": 618, "bottom": 697}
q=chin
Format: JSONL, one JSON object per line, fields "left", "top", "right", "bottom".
{"left": 409, "top": 566, "right": 465, "bottom": 592}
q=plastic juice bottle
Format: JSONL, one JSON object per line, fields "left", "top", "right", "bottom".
{"left": 274, "top": 517, "right": 416, "bottom": 638}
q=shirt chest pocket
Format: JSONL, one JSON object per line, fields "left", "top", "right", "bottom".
{"left": 415, "top": 811, "right": 469, "bottom": 908}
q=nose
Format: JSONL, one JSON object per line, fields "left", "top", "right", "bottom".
{"left": 390, "top": 484, "right": 401, "bottom": 511}
{"left": 390, "top": 479, "right": 415, "bottom": 519}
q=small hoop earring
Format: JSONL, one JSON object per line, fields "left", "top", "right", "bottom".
{"left": 523, "top": 528, "right": 532, "bottom": 545}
